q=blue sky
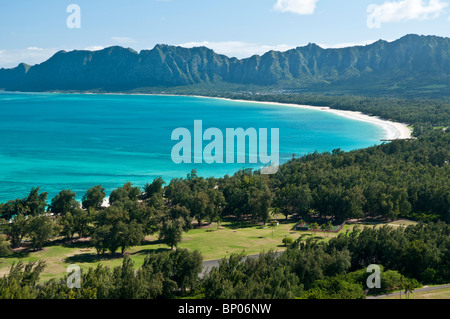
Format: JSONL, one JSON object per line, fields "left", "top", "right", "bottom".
{"left": 1, "top": 0, "right": 449, "bottom": 68}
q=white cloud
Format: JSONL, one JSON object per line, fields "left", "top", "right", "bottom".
{"left": 318, "top": 40, "right": 379, "bottom": 49}
{"left": 273, "top": 0, "right": 319, "bottom": 15}
{"left": 367, "top": 0, "right": 448, "bottom": 28}
{"left": 84, "top": 46, "right": 105, "bottom": 51}
{"left": 178, "top": 41, "right": 297, "bottom": 58}
{"left": 111, "top": 37, "right": 138, "bottom": 45}
{"left": 26, "top": 47, "right": 44, "bottom": 51}
{"left": 0, "top": 46, "right": 108, "bottom": 69}
{"left": 0, "top": 47, "right": 59, "bottom": 68}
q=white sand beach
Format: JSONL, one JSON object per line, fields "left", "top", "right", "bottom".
{"left": 101, "top": 197, "right": 110, "bottom": 208}
{"left": 197, "top": 96, "right": 413, "bottom": 141}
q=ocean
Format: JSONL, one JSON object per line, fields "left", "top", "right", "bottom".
{"left": 0, "top": 92, "right": 386, "bottom": 203}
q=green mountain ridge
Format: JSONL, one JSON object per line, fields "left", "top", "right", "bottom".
{"left": 0, "top": 34, "right": 449, "bottom": 94}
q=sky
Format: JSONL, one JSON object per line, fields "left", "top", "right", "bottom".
{"left": 0, "top": 0, "right": 449, "bottom": 68}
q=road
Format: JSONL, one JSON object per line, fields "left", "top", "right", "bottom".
{"left": 366, "top": 284, "right": 450, "bottom": 299}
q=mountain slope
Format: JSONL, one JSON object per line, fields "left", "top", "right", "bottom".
{"left": 0, "top": 34, "right": 448, "bottom": 93}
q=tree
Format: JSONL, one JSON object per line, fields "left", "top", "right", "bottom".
{"left": 222, "top": 170, "right": 272, "bottom": 223}
{"left": 141, "top": 249, "right": 203, "bottom": 297}
{"left": 401, "top": 275, "right": 415, "bottom": 299}
{"left": 274, "top": 184, "right": 312, "bottom": 219}
{"left": 205, "top": 188, "right": 225, "bottom": 224}
{"left": 282, "top": 236, "right": 293, "bottom": 247}
{"left": 190, "top": 191, "right": 209, "bottom": 226}
{"left": 109, "top": 182, "right": 141, "bottom": 205}
{"left": 59, "top": 207, "right": 90, "bottom": 239}
{"left": 143, "top": 178, "right": 166, "bottom": 209}
{"left": 91, "top": 205, "right": 145, "bottom": 255}
{"left": 166, "top": 205, "right": 192, "bottom": 232}
{"left": 216, "top": 216, "right": 223, "bottom": 230}
{"left": 91, "top": 224, "right": 111, "bottom": 256}
{"left": 0, "top": 235, "right": 11, "bottom": 256}
{"left": 49, "top": 190, "right": 79, "bottom": 216}
{"left": 118, "top": 220, "right": 144, "bottom": 255}
{"left": 159, "top": 218, "right": 185, "bottom": 250}
{"left": 143, "top": 177, "right": 165, "bottom": 199}
{"left": 82, "top": 185, "right": 106, "bottom": 211}
{"left": 6, "top": 213, "right": 29, "bottom": 248}
{"left": 0, "top": 199, "right": 29, "bottom": 221}
{"left": 23, "top": 187, "right": 48, "bottom": 216}
{"left": 27, "top": 215, "right": 57, "bottom": 250}
{"left": 0, "top": 260, "right": 46, "bottom": 299}
{"left": 269, "top": 221, "right": 277, "bottom": 238}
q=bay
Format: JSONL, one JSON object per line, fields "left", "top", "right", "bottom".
{"left": 0, "top": 92, "right": 386, "bottom": 203}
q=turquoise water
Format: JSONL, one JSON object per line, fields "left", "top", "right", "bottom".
{"left": 0, "top": 92, "right": 385, "bottom": 203}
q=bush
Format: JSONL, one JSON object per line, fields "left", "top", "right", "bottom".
{"left": 282, "top": 236, "right": 294, "bottom": 247}
{"left": 0, "top": 235, "right": 11, "bottom": 257}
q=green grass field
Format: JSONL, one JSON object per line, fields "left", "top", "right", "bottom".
{"left": 0, "top": 218, "right": 417, "bottom": 282}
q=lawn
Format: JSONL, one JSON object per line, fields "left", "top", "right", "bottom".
{"left": 0, "top": 218, "right": 417, "bottom": 282}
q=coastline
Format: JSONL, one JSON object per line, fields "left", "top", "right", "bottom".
{"left": 4, "top": 90, "right": 414, "bottom": 140}
{"left": 79, "top": 91, "right": 414, "bottom": 141}
{"left": 189, "top": 95, "right": 413, "bottom": 141}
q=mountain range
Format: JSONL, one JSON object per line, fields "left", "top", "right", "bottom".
{"left": 0, "top": 34, "right": 449, "bottom": 94}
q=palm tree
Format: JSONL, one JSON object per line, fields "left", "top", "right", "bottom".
{"left": 216, "top": 216, "right": 222, "bottom": 230}
{"left": 269, "top": 221, "right": 277, "bottom": 238}
{"left": 400, "top": 275, "right": 415, "bottom": 299}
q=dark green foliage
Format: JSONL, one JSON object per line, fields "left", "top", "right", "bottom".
{"left": 222, "top": 169, "right": 272, "bottom": 223}
{"left": 91, "top": 204, "right": 145, "bottom": 255}
{"left": 302, "top": 277, "right": 365, "bottom": 299}
{"left": 23, "top": 187, "right": 48, "bottom": 216}
{"left": 142, "top": 249, "right": 203, "bottom": 296}
{"left": 143, "top": 177, "right": 165, "bottom": 199}
{"left": 1, "top": 222, "right": 448, "bottom": 299}
{"left": 82, "top": 185, "right": 106, "bottom": 211}
{"left": 327, "top": 222, "right": 450, "bottom": 283}
{"left": 109, "top": 182, "right": 141, "bottom": 205}
{"left": 0, "top": 261, "right": 45, "bottom": 299}
{"left": 5, "top": 213, "right": 28, "bottom": 248}
{"left": 31, "top": 249, "right": 202, "bottom": 299}
{"left": 272, "top": 131, "right": 450, "bottom": 221}
{"left": 158, "top": 217, "right": 185, "bottom": 250}
{"left": 0, "top": 187, "right": 48, "bottom": 220}
{"left": 0, "top": 235, "right": 11, "bottom": 257}
{"left": 59, "top": 206, "right": 91, "bottom": 239}
{"left": 282, "top": 236, "right": 293, "bottom": 246}
{"left": 274, "top": 184, "right": 312, "bottom": 219}
{"left": 142, "top": 177, "right": 166, "bottom": 209}
{"left": 49, "top": 189, "right": 79, "bottom": 216}
{"left": 203, "top": 251, "right": 303, "bottom": 299}
{"left": 26, "top": 215, "right": 58, "bottom": 250}
{"left": 165, "top": 170, "right": 225, "bottom": 226}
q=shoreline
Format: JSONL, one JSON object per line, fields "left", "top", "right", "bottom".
{"left": 4, "top": 90, "right": 414, "bottom": 140}
{"left": 70, "top": 91, "right": 415, "bottom": 140}
{"left": 189, "top": 95, "right": 413, "bottom": 141}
